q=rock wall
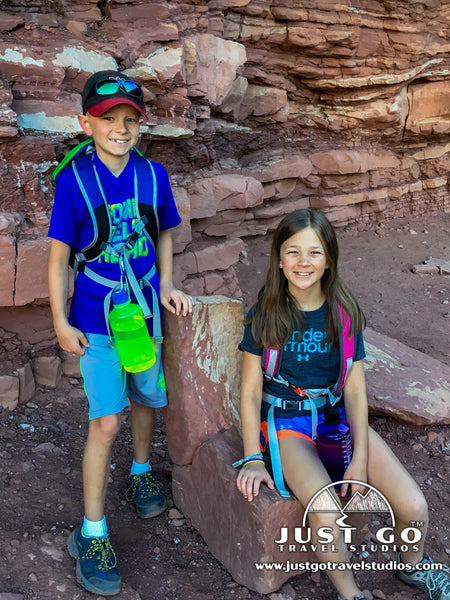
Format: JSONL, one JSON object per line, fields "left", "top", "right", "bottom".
{"left": 1, "top": 0, "right": 450, "bottom": 357}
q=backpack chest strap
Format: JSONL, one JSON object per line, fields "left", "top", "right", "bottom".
{"left": 83, "top": 260, "right": 162, "bottom": 343}
{"left": 262, "top": 391, "right": 340, "bottom": 498}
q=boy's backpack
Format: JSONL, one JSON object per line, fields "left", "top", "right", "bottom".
{"left": 52, "top": 140, "right": 162, "bottom": 340}
{"left": 261, "top": 303, "right": 355, "bottom": 497}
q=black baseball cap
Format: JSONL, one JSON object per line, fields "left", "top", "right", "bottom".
{"left": 81, "top": 70, "right": 147, "bottom": 119}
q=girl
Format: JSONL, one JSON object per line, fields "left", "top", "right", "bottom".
{"left": 236, "top": 209, "right": 449, "bottom": 600}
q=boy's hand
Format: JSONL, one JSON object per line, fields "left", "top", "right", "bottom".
{"left": 160, "top": 282, "right": 193, "bottom": 317}
{"left": 55, "top": 322, "right": 89, "bottom": 356}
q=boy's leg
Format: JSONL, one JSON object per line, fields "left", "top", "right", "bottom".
{"left": 126, "top": 400, "right": 167, "bottom": 518}
{"left": 129, "top": 400, "right": 155, "bottom": 464}
{"left": 69, "top": 333, "right": 128, "bottom": 596}
{"left": 83, "top": 413, "right": 121, "bottom": 521}
{"left": 125, "top": 346, "right": 168, "bottom": 518}
{"left": 68, "top": 413, "right": 122, "bottom": 596}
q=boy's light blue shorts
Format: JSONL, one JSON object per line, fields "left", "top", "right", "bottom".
{"left": 80, "top": 333, "right": 168, "bottom": 420}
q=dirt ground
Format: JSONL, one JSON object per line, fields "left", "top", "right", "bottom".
{"left": 0, "top": 213, "right": 449, "bottom": 600}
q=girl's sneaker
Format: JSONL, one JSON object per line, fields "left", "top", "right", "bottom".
{"left": 67, "top": 526, "right": 121, "bottom": 596}
{"left": 397, "top": 553, "right": 450, "bottom": 600}
{"left": 336, "top": 595, "right": 367, "bottom": 599}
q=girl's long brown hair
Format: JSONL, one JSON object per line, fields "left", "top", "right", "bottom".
{"left": 249, "top": 209, "right": 364, "bottom": 348}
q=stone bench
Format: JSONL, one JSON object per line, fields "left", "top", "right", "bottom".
{"left": 162, "top": 296, "right": 310, "bottom": 593}
{"left": 161, "top": 295, "right": 450, "bottom": 594}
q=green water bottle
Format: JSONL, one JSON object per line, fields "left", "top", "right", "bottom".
{"left": 108, "top": 290, "right": 156, "bottom": 373}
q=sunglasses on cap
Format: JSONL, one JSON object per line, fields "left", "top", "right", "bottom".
{"left": 94, "top": 78, "right": 143, "bottom": 100}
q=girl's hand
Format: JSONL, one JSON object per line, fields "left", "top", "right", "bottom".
{"left": 160, "top": 282, "right": 193, "bottom": 317}
{"left": 55, "top": 322, "right": 89, "bottom": 356}
{"left": 236, "top": 462, "right": 274, "bottom": 502}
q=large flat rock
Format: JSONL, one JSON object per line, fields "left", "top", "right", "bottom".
{"left": 364, "top": 328, "right": 450, "bottom": 425}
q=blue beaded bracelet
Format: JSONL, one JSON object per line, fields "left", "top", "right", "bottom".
{"left": 232, "top": 452, "right": 263, "bottom": 468}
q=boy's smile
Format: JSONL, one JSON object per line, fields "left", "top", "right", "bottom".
{"left": 78, "top": 104, "right": 141, "bottom": 175}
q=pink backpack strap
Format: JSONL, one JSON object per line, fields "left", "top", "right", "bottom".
{"left": 337, "top": 303, "right": 355, "bottom": 394}
{"left": 263, "top": 347, "right": 281, "bottom": 379}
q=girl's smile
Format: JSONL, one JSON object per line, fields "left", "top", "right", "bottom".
{"left": 279, "top": 227, "right": 328, "bottom": 308}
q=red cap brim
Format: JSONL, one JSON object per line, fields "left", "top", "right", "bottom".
{"left": 87, "top": 97, "right": 148, "bottom": 120}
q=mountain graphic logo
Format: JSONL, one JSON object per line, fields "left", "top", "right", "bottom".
{"left": 302, "top": 480, "right": 395, "bottom": 528}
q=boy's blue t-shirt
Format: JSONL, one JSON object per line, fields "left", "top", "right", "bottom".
{"left": 48, "top": 152, "right": 181, "bottom": 335}
{"left": 239, "top": 302, "right": 366, "bottom": 418}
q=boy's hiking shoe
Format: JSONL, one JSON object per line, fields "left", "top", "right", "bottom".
{"left": 67, "top": 526, "right": 121, "bottom": 596}
{"left": 126, "top": 469, "right": 167, "bottom": 519}
{"left": 397, "top": 553, "right": 450, "bottom": 600}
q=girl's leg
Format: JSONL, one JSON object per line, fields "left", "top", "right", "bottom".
{"left": 366, "top": 426, "right": 428, "bottom": 565}
{"left": 83, "top": 413, "right": 121, "bottom": 522}
{"left": 280, "top": 437, "right": 363, "bottom": 600}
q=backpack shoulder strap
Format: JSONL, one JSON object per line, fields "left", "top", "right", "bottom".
{"left": 133, "top": 155, "right": 160, "bottom": 251}
{"left": 262, "top": 303, "right": 356, "bottom": 399}
{"left": 52, "top": 139, "right": 95, "bottom": 182}
{"left": 262, "top": 346, "right": 282, "bottom": 379}
{"left": 335, "top": 302, "right": 355, "bottom": 396}
{"left": 69, "top": 153, "right": 111, "bottom": 268}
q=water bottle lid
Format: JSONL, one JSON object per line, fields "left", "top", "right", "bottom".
{"left": 112, "top": 290, "right": 130, "bottom": 306}
{"left": 324, "top": 404, "right": 341, "bottom": 425}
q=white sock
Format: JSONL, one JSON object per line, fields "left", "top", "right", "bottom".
{"left": 82, "top": 516, "right": 107, "bottom": 538}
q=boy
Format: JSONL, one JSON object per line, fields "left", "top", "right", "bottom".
{"left": 48, "top": 70, "right": 193, "bottom": 596}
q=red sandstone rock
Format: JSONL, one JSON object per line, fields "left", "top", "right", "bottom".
{"left": 253, "top": 196, "right": 310, "bottom": 220}
{"left": 163, "top": 296, "right": 243, "bottom": 465}
{"left": 364, "top": 328, "right": 450, "bottom": 425}
{"left": 32, "top": 356, "right": 62, "bottom": 389}
{"left": 0, "top": 236, "right": 16, "bottom": 306}
{"left": 194, "top": 238, "right": 245, "bottom": 273}
{"left": 412, "top": 263, "right": 440, "bottom": 275}
{"left": 180, "top": 267, "right": 242, "bottom": 298}
{"left": 17, "top": 362, "right": 35, "bottom": 405}
{"left": 184, "top": 34, "right": 247, "bottom": 105}
{"left": 238, "top": 85, "right": 288, "bottom": 121}
{"left": 130, "top": 47, "right": 184, "bottom": 92}
{"left": 195, "top": 209, "right": 246, "bottom": 237}
{"left": 0, "top": 375, "right": 19, "bottom": 410}
{"left": 171, "top": 187, "right": 191, "bottom": 254}
{"left": 100, "top": 4, "right": 178, "bottom": 43}
{"left": 172, "top": 426, "right": 305, "bottom": 594}
{"left": 14, "top": 237, "right": 51, "bottom": 306}
{"left": 60, "top": 351, "right": 82, "bottom": 378}
{"left": 189, "top": 174, "right": 264, "bottom": 219}
{"left": 310, "top": 150, "right": 365, "bottom": 175}
{"left": 241, "top": 152, "right": 313, "bottom": 182}
{"left": 1, "top": 0, "right": 450, "bottom": 351}
{"left": 0, "top": 11, "right": 24, "bottom": 32}
{"left": 425, "top": 257, "right": 450, "bottom": 275}
{"left": 172, "top": 426, "right": 365, "bottom": 594}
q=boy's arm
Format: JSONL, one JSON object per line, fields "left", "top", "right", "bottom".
{"left": 156, "top": 229, "right": 193, "bottom": 317}
{"left": 48, "top": 239, "right": 89, "bottom": 356}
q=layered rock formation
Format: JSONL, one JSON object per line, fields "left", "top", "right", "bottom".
{"left": 0, "top": 0, "right": 449, "bottom": 349}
